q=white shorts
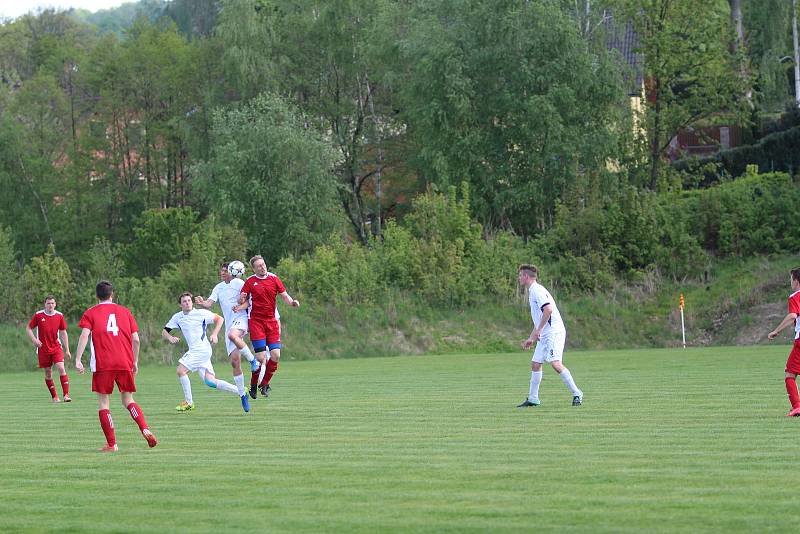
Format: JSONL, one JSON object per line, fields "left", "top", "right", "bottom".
{"left": 225, "top": 319, "right": 249, "bottom": 355}
{"left": 531, "top": 331, "right": 566, "bottom": 363}
{"left": 178, "top": 348, "right": 215, "bottom": 379}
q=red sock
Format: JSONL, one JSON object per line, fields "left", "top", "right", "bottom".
{"left": 260, "top": 360, "right": 278, "bottom": 386}
{"left": 251, "top": 370, "right": 260, "bottom": 386}
{"left": 98, "top": 409, "right": 116, "bottom": 447}
{"left": 45, "top": 378, "right": 57, "bottom": 399}
{"left": 786, "top": 377, "right": 800, "bottom": 409}
{"left": 126, "top": 402, "right": 149, "bottom": 432}
{"left": 59, "top": 374, "right": 70, "bottom": 396}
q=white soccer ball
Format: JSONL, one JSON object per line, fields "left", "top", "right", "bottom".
{"left": 228, "top": 260, "right": 246, "bottom": 278}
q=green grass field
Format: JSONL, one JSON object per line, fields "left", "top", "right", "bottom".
{"left": 1, "top": 345, "right": 797, "bottom": 533}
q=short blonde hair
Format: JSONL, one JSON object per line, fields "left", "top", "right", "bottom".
{"left": 249, "top": 255, "right": 264, "bottom": 267}
{"left": 518, "top": 264, "right": 538, "bottom": 279}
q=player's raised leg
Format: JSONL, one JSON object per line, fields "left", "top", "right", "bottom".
{"left": 121, "top": 391, "right": 157, "bottom": 447}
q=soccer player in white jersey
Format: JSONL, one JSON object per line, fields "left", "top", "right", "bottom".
{"left": 195, "top": 262, "right": 258, "bottom": 407}
{"left": 162, "top": 292, "right": 248, "bottom": 413}
{"left": 516, "top": 264, "right": 583, "bottom": 407}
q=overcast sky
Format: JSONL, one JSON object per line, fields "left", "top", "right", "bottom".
{"left": 0, "top": 0, "right": 130, "bottom": 19}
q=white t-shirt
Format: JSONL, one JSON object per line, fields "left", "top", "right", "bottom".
{"left": 165, "top": 309, "right": 217, "bottom": 352}
{"left": 209, "top": 278, "right": 249, "bottom": 328}
{"left": 528, "top": 282, "right": 566, "bottom": 337}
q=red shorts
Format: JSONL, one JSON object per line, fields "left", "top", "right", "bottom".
{"left": 92, "top": 370, "right": 137, "bottom": 394}
{"left": 250, "top": 318, "right": 281, "bottom": 345}
{"left": 38, "top": 349, "right": 64, "bottom": 368}
{"left": 786, "top": 340, "right": 800, "bottom": 374}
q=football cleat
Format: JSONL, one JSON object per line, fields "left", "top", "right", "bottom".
{"left": 260, "top": 385, "right": 271, "bottom": 397}
{"left": 52, "top": 396, "right": 61, "bottom": 403}
{"left": 142, "top": 428, "right": 158, "bottom": 448}
{"left": 241, "top": 394, "right": 250, "bottom": 413}
{"left": 175, "top": 401, "right": 194, "bottom": 412}
{"left": 572, "top": 395, "right": 583, "bottom": 406}
{"left": 63, "top": 395, "right": 72, "bottom": 402}
{"left": 786, "top": 407, "right": 800, "bottom": 417}
{"left": 517, "top": 398, "right": 540, "bottom": 408}
{"left": 249, "top": 384, "right": 258, "bottom": 399}
{"left": 98, "top": 444, "right": 118, "bottom": 452}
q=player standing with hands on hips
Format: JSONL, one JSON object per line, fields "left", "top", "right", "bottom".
{"left": 74, "top": 281, "right": 157, "bottom": 452}
{"left": 516, "top": 265, "right": 583, "bottom": 408}
{"left": 767, "top": 267, "right": 800, "bottom": 416}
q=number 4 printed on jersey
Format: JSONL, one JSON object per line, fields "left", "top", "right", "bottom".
{"left": 106, "top": 313, "right": 119, "bottom": 336}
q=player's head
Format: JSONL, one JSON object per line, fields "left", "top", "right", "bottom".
{"left": 43, "top": 295, "right": 56, "bottom": 312}
{"left": 178, "top": 292, "right": 193, "bottom": 311}
{"left": 518, "top": 264, "right": 538, "bottom": 287}
{"left": 219, "top": 262, "right": 232, "bottom": 282}
{"left": 96, "top": 281, "right": 113, "bottom": 301}
{"left": 791, "top": 268, "right": 800, "bottom": 289}
{"left": 250, "top": 255, "right": 267, "bottom": 276}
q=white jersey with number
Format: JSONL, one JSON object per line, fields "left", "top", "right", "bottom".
{"left": 528, "top": 282, "right": 566, "bottom": 337}
{"left": 165, "top": 309, "right": 216, "bottom": 353}
{"left": 209, "top": 278, "right": 249, "bottom": 329}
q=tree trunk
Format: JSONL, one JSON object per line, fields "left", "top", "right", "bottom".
{"left": 794, "top": 0, "right": 800, "bottom": 106}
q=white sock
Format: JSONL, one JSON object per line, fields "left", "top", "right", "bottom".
{"left": 559, "top": 368, "right": 582, "bottom": 396}
{"left": 257, "top": 359, "right": 268, "bottom": 384}
{"left": 234, "top": 374, "right": 245, "bottom": 396}
{"left": 179, "top": 374, "right": 193, "bottom": 405}
{"left": 215, "top": 379, "right": 239, "bottom": 395}
{"left": 240, "top": 346, "right": 255, "bottom": 362}
{"left": 528, "top": 371, "right": 542, "bottom": 401}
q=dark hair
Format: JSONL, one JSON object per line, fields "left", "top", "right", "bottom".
{"left": 178, "top": 292, "right": 193, "bottom": 303}
{"left": 518, "top": 264, "right": 538, "bottom": 279}
{"left": 792, "top": 268, "right": 800, "bottom": 284}
{"left": 220, "top": 262, "right": 230, "bottom": 269}
{"left": 43, "top": 295, "right": 56, "bottom": 303}
{"left": 96, "top": 281, "right": 113, "bottom": 300}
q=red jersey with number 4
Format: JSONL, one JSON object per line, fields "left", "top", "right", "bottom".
{"left": 789, "top": 290, "right": 800, "bottom": 340}
{"left": 241, "top": 273, "right": 285, "bottom": 321}
{"left": 78, "top": 301, "right": 138, "bottom": 371}
{"left": 28, "top": 310, "right": 67, "bottom": 355}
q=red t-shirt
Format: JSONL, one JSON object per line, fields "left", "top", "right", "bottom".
{"left": 78, "top": 301, "right": 138, "bottom": 371}
{"left": 28, "top": 310, "right": 67, "bottom": 355}
{"left": 241, "top": 273, "right": 285, "bottom": 321}
{"left": 789, "top": 290, "right": 800, "bottom": 340}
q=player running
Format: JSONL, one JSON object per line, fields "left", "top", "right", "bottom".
{"left": 233, "top": 255, "right": 300, "bottom": 400}
{"left": 26, "top": 295, "right": 72, "bottom": 403}
{"left": 74, "top": 281, "right": 157, "bottom": 452}
{"left": 768, "top": 267, "right": 800, "bottom": 416}
{"left": 163, "top": 292, "right": 249, "bottom": 413}
{"left": 516, "top": 264, "right": 583, "bottom": 408}
{"left": 194, "top": 262, "right": 259, "bottom": 407}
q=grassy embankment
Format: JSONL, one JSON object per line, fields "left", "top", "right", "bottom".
{"left": 1, "top": 254, "right": 797, "bottom": 372}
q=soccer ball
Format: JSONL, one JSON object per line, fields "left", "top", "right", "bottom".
{"left": 228, "top": 260, "right": 246, "bottom": 278}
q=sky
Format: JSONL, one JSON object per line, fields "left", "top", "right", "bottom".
{"left": 0, "top": 0, "right": 130, "bottom": 20}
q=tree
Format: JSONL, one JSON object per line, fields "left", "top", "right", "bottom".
{"left": 387, "top": 0, "right": 626, "bottom": 235}
{"left": 197, "top": 92, "right": 344, "bottom": 260}
{"left": 620, "top": 0, "right": 747, "bottom": 188}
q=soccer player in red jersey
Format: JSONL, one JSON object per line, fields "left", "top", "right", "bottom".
{"left": 233, "top": 255, "right": 300, "bottom": 399}
{"left": 26, "top": 295, "right": 72, "bottom": 403}
{"left": 768, "top": 268, "right": 800, "bottom": 416}
{"left": 74, "top": 281, "right": 157, "bottom": 451}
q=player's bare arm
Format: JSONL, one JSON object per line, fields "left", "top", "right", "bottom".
{"left": 25, "top": 326, "right": 43, "bottom": 348}
{"left": 59, "top": 328, "right": 72, "bottom": 360}
{"left": 769, "top": 312, "right": 798, "bottom": 339}
{"left": 233, "top": 292, "right": 248, "bottom": 313}
{"left": 210, "top": 314, "right": 224, "bottom": 344}
{"left": 162, "top": 328, "right": 180, "bottom": 344}
{"left": 194, "top": 295, "right": 215, "bottom": 309}
{"left": 279, "top": 291, "right": 300, "bottom": 308}
{"left": 74, "top": 327, "right": 91, "bottom": 374}
{"left": 132, "top": 332, "right": 140, "bottom": 374}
